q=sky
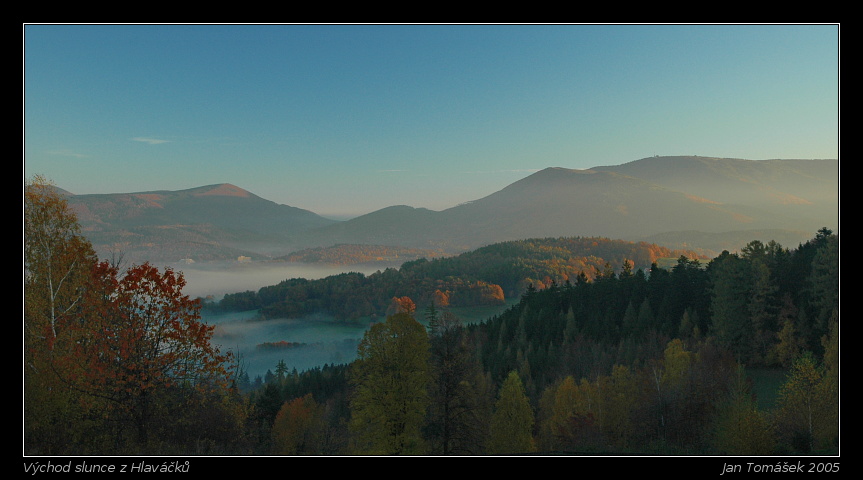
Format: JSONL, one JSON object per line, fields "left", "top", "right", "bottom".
{"left": 24, "top": 24, "right": 840, "bottom": 218}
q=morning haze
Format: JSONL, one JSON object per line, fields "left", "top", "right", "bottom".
{"left": 24, "top": 24, "right": 839, "bottom": 457}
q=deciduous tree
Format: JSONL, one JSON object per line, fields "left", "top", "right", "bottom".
{"left": 712, "top": 365, "right": 775, "bottom": 455}
{"left": 597, "top": 364, "right": 639, "bottom": 450}
{"left": 271, "top": 394, "right": 326, "bottom": 455}
{"left": 773, "top": 351, "right": 837, "bottom": 453}
{"left": 66, "top": 261, "right": 234, "bottom": 445}
{"left": 24, "top": 176, "right": 97, "bottom": 453}
{"left": 539, "top": 375, "right": 601, "bottom": 452}
{"left": 487, "top": 370, "right": 536, "bottom": 454}
{"left": 349, "top": 312, "right": 431, "bottom": 454}
{"left": 24, "top": 177, "right": 96, "bottom": 347}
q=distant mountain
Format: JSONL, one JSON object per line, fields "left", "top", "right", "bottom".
{"left": 64, "top": 156, "right": 839, "bottom": 264}
{"left": 594, "top": 156, "right": 838, "bottom": 225}
{"left": 294, "top": 156, "right": 838, "bottom": 254}
{"left": 68, "top": 183, "right": 337, "bottom": 265}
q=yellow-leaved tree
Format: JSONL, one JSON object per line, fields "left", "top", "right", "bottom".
{"left": 487, "top": 370, "right": 536, "bottom": 454}
{"left": 24, "top": 176, "right": 97, "bottom": 454}
{"left": 712, "top": 365, "right": 775, "bottom": 455}
{"left": 773, "top": 350, "right": 838, "bottom": 453}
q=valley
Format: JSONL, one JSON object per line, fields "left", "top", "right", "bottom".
{"left": 24, "top": 24, "right": 840, "bottom": 457}
{"left": 61, "top": 155, "right": 838, "bottom": 382}
{"left": 26, "top": 155, "right": 840, "bottom": 456}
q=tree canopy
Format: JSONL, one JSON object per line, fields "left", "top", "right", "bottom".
{"left": 24, "top": 176, "right": 242, "bottom": 454}
{"left": 348, "top": 312, "right": 431, "bottom": 454}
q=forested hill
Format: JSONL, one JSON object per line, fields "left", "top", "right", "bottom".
{"left": 211, "top": 236, "right": 703, "bottom": 320}
{"left": 474, "top": 229, "right": 839, "bottom": 388}
{"left": 243, "top": 228, "right": 838, "bottom": 456}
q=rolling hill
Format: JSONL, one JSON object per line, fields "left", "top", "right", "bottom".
{"left": 62, "top": 156, "right": 839, "bottom": 264}
{"left": 294, "top": 156, "right": 838, "bottom": 253}
{"left": 68, "top": 183, "right": 337, "bottom": 264}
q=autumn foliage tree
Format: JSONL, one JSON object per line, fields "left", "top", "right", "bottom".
{"left": 65, "top": 261, "right": 235, "bottom": 446}
{"left": 271, "top": 394, "right": 327, "bottom": 455}
{"left": 772, "top": 350, "right": 838, "bottom": 453}
{"left": 24, "top": 177, "right": 96, "bottom": 348}
{"left": 711, "top": 365, "right": 775, "bottom": 455}
{"left": 25, "top": 176, "right": 239, "bottom": 453}
{"left": 538, "top": 375, "right": 601, "bottom": 453}
{"left": 24, "top": 176, "right": 97, "bottom": 453}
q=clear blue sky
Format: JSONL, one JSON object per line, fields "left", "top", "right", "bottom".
{"left": 24, "top": 24, "right": 840, "bottom": 218}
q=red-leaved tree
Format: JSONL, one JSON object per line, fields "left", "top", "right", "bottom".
{"left": 66, "top": 261, "right": 234, "bottom": 445}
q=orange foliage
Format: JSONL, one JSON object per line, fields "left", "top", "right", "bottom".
{"left": 60, "top": 261, "right": 233, "bottom": 439}
{"left": 433, "top": 289, "right": 450, "bottom": 308}
{"left": 271, "top": 394, "right": 325, "bottom": 454}
{"left": 387, "top": 296, "right": 417, "bottom": 316}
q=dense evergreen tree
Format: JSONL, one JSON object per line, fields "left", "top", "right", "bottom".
{"left": 708, "top": 251, "right": 754, "bottom": 362}
{"left": 425, "top": 310, "right": 492, "bottom": 455}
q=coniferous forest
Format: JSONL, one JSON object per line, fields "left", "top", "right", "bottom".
{"left": 24, "top": 177, "right": 838, "bottom": 456}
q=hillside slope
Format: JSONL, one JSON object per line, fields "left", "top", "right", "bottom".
{"left": 63, "top": 156, "right": 839, "bottom": 264}
{"left": 295, "top": 157, "right": 838, "bottom": 253}
{"left": 69, "top": 183, "right": 337, "bottom": 264}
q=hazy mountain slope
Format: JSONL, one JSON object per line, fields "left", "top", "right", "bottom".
{"left": 296, "top": 157, "right": 837, "bottom": 253}
{"left": 438, "top": 167, "right": 765, "bottom": 243}
{"left": 68, "top": 183, "right": 337, "bottom": 264}
{"left": 593, "top": 156, "right": 839, "bottom": 230}
{"left": 594, "top": 156, "right": 837, "bottom": 204}
{"left": 62, "top": 156, "right": 839, "bottom": 264}
{"left": 294, "top": 205, "right": 445, "bottom": 250}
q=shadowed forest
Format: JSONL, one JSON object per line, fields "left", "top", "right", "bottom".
{"left": 24, "top": 177, "right": 838, "bottom": 456}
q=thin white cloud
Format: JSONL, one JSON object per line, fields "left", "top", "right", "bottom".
{"left": 461, "top": 169, "right": 542, "bottom": 174}
{"left": 131, "top": 137, "right": 170, "bottom": 145}
{"left": 45, "top": 150, "right": 88, "bottom": 158}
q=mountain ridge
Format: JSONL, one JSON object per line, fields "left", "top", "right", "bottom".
{"left": 60, "top": 156, "right": 839, "bottom": 264}
{"left": 67, "top": 182, "right": 338, "bottom": 264}
{"left": 305, "top": 156, "right": 837, "bottom": 252}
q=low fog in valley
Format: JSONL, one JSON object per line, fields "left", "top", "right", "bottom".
{"left": 176, "top": 261, "right": 384, "bottom": 300}
{"left": 204, "top": 310, "right": 367, "bottom": 383}
{"left": 179, "top": 261, "right": 392, "bottom": 380}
